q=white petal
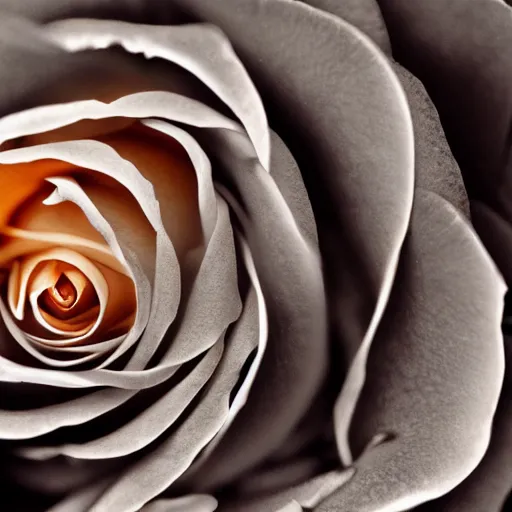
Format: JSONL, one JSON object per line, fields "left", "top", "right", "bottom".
{"left": 141, "top": 119, "right": 217, "bottom": 244}
{"left": 44, "top": 19, "right": 270, "bottom": 169}
{"left": 183, "top": 127, "right": 327, "bottom": 487}
{"left": 0, "top": 91, "right": 240, "bottom": 145}
{"left": 303, "top": 0, "right": 391, "bottom": 51}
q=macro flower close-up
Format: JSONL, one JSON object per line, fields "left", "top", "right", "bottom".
{"left": 0, "top": 1, "right": 510, "bottom": 511}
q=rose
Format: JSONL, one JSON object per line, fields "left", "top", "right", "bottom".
{"left": 0, "top": 1, "right": 508, "bottom": 511}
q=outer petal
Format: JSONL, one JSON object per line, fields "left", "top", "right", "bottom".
{"left": 17, "top": 341, "right": 223, "bottom": 459}
{"left": 299, "top": 0, "right": 391, "bottom": 53}
{"left": 169, "top": 0, "right": 414, "bottom": 468}
{"left": 44, "top": 18, "right": 270, "bottom": 170}
{"left": 185, "top": 233, "right": 268, "bottom": 463}
{"left": 316, "top": 190, "right": 505, "bottom": 511}
{"left": 0, "top": 13, "right": 175, "bottom": 117}
{"left": 376, "top": 0, "right": 512, "bottom": 206}
{"left": 147, "top": 195, "right": 241, "bottom": 366}
{"left": 219, "top": 469, "right": 354, "bottom": 512}
{"left": 415, "top": 337, "right": 512, "bottom": 512}
{"left": 45, "top": 480, "right": 114, "bottom": 512}
{"left": 391, "top": 63, "right": 469, "bottom": 216}
{"left": 182, "top": 127, "right": 327, "bottom": 488}
{"left": 471, "top": 202, "right": 512, "bottom": 286}
{"left": 0, "top": 387, "right": 137, "bottom": 439}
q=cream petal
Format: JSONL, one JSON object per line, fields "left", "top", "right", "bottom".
{"left": 140, "top": 495, "right": 218, "bottom": 512}
{"left": 28, "top": 260, "right": 134, "bottom": 345}
{"left": 44, "top": 18, "right": 270, "bottom": 169}
{"left": 21, "top": 117, "right": 137, "bottom": 145}
{"left": 11, "top": 185, "right": 106, "bottom": 244}
{"left": 2, "top": 249, "right": 116, "bottom": 366}
{"left": 0, "top": 158, "right": 74, "bottom": 227}
{"left": 0, "top": 227, "right": 126, "bottom": 275}
{"left": 0, "top": 231, "right": 174, "bottom": 389}
{"left": 0, "top": 140, "right": 180, "bottom": 372}
{"left": 8, "top": 247, "right": 108, "bottom": 337}
{"left": 141, "top": 119, "right": 218, "bottom": 244}
{"left": 18, "top": 340, "right": 223, "bottom": 460}
{"left": 0, "top": 90, "right": 241, "bottom": 145}
{"left": 30, "top": 299, "right": 97, "bottom": 338}
{"left": 41, "top": 176, "right": 152, "bottom": 367}
{"left": 171, "top": 0, "right": 414, "bottom": 469}
{"left": 319, "top": 190, "right": 505, "bottom": 511}
{"left": 94, "top": 126, "right": 202, "bottom": 260}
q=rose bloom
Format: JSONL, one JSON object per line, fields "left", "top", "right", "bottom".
{"left": 0, "top": 0, "right": 510, "bottom": 511}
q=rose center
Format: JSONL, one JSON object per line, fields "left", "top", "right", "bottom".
{"left": 47, "top": 273, "right": 77, "bottom": 309}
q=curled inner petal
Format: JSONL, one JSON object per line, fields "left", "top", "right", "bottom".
{"left": 3, "top": 245, "right": 136, "bottom": 350}
{"left": 49, "top": 273, "right": 77, "bottom": 308}
{"left": 30, "top": 261, "right": 101, "bottom": 338}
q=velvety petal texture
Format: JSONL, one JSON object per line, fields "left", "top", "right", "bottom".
{"left": 0, "top": 7, "right": 328, "bottom": 511}
{"left": 0, "top": 1, "right": 507, "bottom": 512}
{"left": 373, "top": 1, "right": 512, "bottom": 509}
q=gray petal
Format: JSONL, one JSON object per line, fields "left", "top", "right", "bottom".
{"left": 318, "top": 190, "right": 505, "bottom": 511}
{"left": 298, "top": 0, "right": 391, "bottom": 53}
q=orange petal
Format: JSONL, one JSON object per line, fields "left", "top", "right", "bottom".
{"left": 0, "top": 159, "right": 74, "bottom": 227}
{"left": 95, "top": 124, "right": 203, "bottom": 258}
{"left": 9, "top": 248, "right": 107, "bottom": 337}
